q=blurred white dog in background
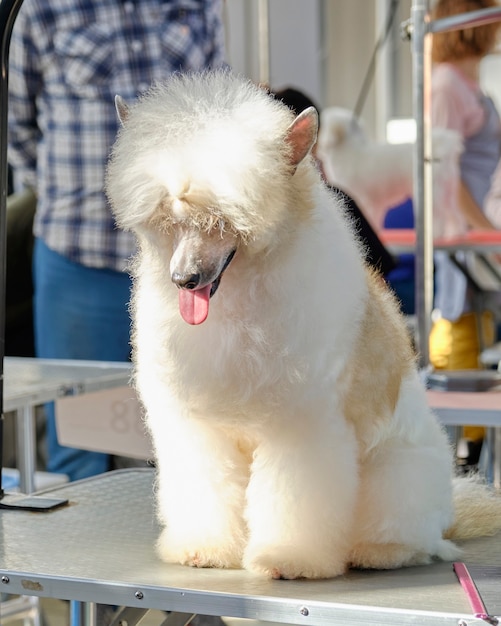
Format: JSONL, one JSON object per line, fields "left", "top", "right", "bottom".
{"left": 317, "top": 107, "right": 464, "bottom": 237}
{"left": 107, "top": 71, "right": 501, "bottom": 580}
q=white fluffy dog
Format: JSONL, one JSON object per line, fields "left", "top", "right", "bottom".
{"left": 106, "top": 70, "right": 501, "bottom": 580}
{"left": 317, "top": 107, "right": 464, "bottom": 236}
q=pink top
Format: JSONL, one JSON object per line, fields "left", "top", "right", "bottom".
{"left": 430, "top": 63, "right": 501, "bottom": 320}
{"left": 431, "top": 63, "right": 485, "bottom": 138}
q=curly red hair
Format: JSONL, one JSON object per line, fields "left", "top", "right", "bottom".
{"left": 431, "top": 0, "right": 501, "bottom": 62}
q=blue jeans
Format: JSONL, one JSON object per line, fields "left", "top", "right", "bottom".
{"left": 33, "top": 238, "right": 133, "bottom": 480}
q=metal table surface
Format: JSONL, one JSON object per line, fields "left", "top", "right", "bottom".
{"left": 3, "top": 357, "right": 132, "bottom": 494}
{"left": 1, "top": 468, "right": 499, "bottom": 626}
{"left": 3, "top": 357, "right": 132, "bottom": 411}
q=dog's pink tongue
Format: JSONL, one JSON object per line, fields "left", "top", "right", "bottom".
{"left": 179, "top": 285, "right": 211, "bottom": 325}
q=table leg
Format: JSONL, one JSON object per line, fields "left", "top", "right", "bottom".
{"left": 109, "top": 606, "right": 150, "bottom": 625}
{"left": 78, "top": 601, "right": 97, "bottom": 626}
{"left": 15, "top": 405, "right": 36, "bottom": 494}
{"left": 445, "top": 425, "right": 461, "bottom": 451}
{"left": 480, "top": 427, "right": 501, "bottom": 488}
{"left": 0, "top": 595, "right": 41, "bottom": 625}
{"left": 493, "top": 426, "right": 501, "bottom": 490}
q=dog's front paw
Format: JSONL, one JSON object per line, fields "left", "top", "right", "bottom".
{"left": 156, "top": 528, "right": 243, "bottom": 569}
{"left": 243, "top": 545, "right": 347, "bottom": 580}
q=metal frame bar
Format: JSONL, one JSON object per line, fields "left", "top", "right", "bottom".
{"left": 257, "top": 0, "right": 270, "bottom": 85}
{"left": 430, "top": 6, "right": 501, "bottom": 34}
{"left": 411, "top": 0, "right": 433, "bottom": 368}
{"left": 15, "top": 405, "right": 37, "bottom": 494}
{"left": 0, "top": 0, "right": 25, "bottom": 497}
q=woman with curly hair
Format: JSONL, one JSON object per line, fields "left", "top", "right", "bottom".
{"left": 429, "top": 0, "right": 501, "bottom": 465}
{"left": 429, "top": 0, "right": 501, "bottom": 363}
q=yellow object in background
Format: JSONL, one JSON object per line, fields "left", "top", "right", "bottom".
{"left": 429, "top": 310, "right": 496, "bottom": 442}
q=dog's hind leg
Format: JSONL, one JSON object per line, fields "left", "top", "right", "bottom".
{"left": 147, "top": 405, "right": 249, "bottom": 569}
{"left": 348, "top": 407, "right": 458, "bottom": 570}
{"left": 243, "top": 413, "right": 359, "bottom": 580}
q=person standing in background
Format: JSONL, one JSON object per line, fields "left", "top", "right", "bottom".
{"left": 429, "top": 0, "right": 501, "bottom": 370}
{"left": 8, "top": 0, "right": 227, "bottom": 481}
{"left": 428, "top": 0, "right": 501, "bottom": 468}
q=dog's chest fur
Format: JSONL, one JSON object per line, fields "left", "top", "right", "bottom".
{"left": 135, "top": 247, "right": 362, "bottom": 423}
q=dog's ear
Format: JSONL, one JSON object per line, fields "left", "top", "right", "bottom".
{"left": 115, "top": 95, "right": 129, "bottom": 127}
{"left": 285, "top": 107, "right": 318, "bottom": 168}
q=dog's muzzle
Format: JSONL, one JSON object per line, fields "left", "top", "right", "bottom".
{"left": 175, "top": 249, "right": 236, "bottom": 325}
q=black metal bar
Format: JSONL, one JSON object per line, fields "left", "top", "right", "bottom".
{"left": 0, "top": 0, "right": 25, "bottom": 498}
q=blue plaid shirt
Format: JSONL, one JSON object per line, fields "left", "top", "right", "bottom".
{"left": 8, "top": 0, "right": 227, "bottom": 271}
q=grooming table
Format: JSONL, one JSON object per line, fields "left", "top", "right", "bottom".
{"left": 380, "top": 229, "right": 501, "bottom": 256}
{"left": 381, "top": 229, "right": 501, "bottom": 301}
{"left": 3, "top": 357, "right": 132, "bottom": 494}
{"left": 1, "top": 468, "right": 500, "bottom": 626}
{"left": 380, "top": 229, "right": 501, "bottom": 486}
{"left": 429, "top": 390, "right": 501, "bottom": 487}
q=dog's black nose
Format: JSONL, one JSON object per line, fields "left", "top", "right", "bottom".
{"left": 172, "top": 272, "right": 201, "bottom": 290}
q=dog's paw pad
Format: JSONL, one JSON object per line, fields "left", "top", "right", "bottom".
{"left": 156, "top": 529, "right": 242, "bottom": 569}
{"left": 244, "top": 546, "right": 345, "bottom": 580}
{"left": 187, "top": 553, "right": 208, "bottom": 568}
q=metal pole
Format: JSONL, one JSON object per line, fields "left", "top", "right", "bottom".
{"left": 494, "top": 427, "right": 501, "bottom": 490}
{"left": 411, "top": 0, "right": 433, "bottom": 369}
{"left": 430, "top": 6, "right": 501, "bottom": 33}
{"left": 16, "top": 406, "right": 36, "bottom": 493}
{"left": 257, "top": 0, "right": 270, "bottom": 85}
{"left": 0, "top": 0, "right": 25, "bottom": 499}
{"left": 375, "top": 0, "right": 397, "bottom": 140}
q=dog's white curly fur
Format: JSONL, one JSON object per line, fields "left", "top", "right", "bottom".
{"left": 317, "top": 106, "right": 464, "bottom": 236}
{"left": 106, "top": 70, "right": 501, "bottom": 580}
